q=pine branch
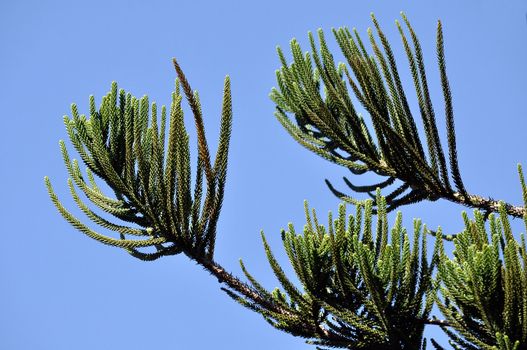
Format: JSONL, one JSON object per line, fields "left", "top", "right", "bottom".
{"left": 46, "top": 61, "right": 232, "bottom": 262}
{"left": 271, "top": 13, "right": 526, "bottom": 219}
{"left": 229, "top": 194, "right": 440, "bottom": 349}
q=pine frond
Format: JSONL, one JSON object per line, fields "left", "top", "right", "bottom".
{"left": 234, "top": 196, "right": 437, "bottom": 349}
{"left": 46, "top": 61, "right": 233, "bottom": 261}
{"left": 271, "top": 13, "right": 526, "bottom": 218}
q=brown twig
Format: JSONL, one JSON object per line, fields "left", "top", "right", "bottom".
{"left": 188, "top": 252, "right": 337, "bottom": 341}
{"left": 449, "top": 192, "right": 525, "bottom": 218}
{"left": 420, "top": 317, "right": 451, "bottom": 327}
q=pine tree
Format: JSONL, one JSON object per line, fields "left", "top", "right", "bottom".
{"left": 45, "top": 13, "right": 527, "bottom": 350}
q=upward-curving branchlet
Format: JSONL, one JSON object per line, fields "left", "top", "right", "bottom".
{"left": 45, "top": 59, "right": 232, "bottom": 261}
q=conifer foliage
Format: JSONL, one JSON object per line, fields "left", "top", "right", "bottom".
{"left": 46, "top": 13, "right": 527, "bottom": 350}
{"left": 435, "top": 167, "right": 527, "bottom": 350}
{"left": 270, "top": 13, "right": 524, "bottom": 218}
{"left": 229, "top": 192, "right": 438, "bottom": 349}
{"left": 45, "top": 58, "right": 232, "bottom": 261}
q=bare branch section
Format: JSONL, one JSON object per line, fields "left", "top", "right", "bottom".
{"left": 450, "top": 192, "right": 525, "bottom": 217}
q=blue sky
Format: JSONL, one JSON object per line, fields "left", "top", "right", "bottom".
{"left": 1, "top": 1, "right": 526, "bottom": 349}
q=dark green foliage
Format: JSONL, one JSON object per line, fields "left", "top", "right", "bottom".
{"left": 45, "top": 59, "right": 232, "bottom": 261}
{"left": 270, "top": 13, "right": 525, "bottom": 218}
{"left": 227, "top": 191, "right": 438, "bottom": 349}
{"left": 435, "top": 165, "right": 527, "bottom": 350}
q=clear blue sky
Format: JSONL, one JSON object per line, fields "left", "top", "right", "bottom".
{"left": 1, "top": 1, "right": 526, "bottom": 349}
